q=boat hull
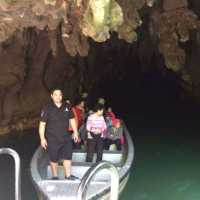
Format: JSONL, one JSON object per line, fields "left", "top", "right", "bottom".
{"left": 30, "top": 124, "right": 134, "bottom": 200}
{"left": 35, "top": 174, "right": 130, "bottom": 200}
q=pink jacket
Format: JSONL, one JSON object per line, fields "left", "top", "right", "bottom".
{"left": 86, "top": 113, "right": 107, "bottom": 134}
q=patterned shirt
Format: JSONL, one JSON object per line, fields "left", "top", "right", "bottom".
{"left": 86, "top": 113, "right": 107, "bottom": 135}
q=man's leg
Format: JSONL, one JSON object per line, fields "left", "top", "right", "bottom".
{"left": 63, "top": 160, "right": 71, "bottom": 177}
{"left": 59, "top": 139, "right": 78, "bottom": 179}
{"left": 48, "top": 139, "right": 59, "bottom": 179}
{"left": 50, "top": 161, "right": 58, "bottom": 178}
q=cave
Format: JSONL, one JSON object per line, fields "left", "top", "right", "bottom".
{"left": 0, "top": 0, "right": 200, "bottom": 133}
{"left": 0, "top": 0, "right": 200, "bottom": 199}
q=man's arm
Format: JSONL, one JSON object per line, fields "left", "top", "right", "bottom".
{"left": 70, "top": 118, "right": 79, "bottom": 142}
{"left": 39, "top": 121, "right": 48, "bottom": 149}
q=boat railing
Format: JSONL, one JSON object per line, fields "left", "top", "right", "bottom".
{"left": 0, "top": 148, "right": 21, "bottom": 200}
{"left": 77, "top": 161, "right": 119, "bottom": 200}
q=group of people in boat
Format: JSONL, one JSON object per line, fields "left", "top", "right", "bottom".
{"left": 39, "top": 87, "right": 125, "bottom": 180}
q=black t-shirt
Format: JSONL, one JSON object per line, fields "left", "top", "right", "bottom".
{"left": 40, "top": 102, "right": 74, "bottom": 142}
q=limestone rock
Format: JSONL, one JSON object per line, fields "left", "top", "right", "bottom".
{"left": 1, "top": 0, "right": 200, "bottom": 135}
{"left": 163, "top": 0, "right": 188, "bottom": 11}
{"left": 152, "top": 7, "right": 200, "bottom": 71}
{"left": 81, "top": 0, "right": 123, "bottom": 42}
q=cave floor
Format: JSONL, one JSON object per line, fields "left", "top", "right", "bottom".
{"left": 0, "top": 114, "right": 200, "bottom": 200}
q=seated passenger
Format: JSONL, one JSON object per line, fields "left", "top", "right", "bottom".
{"left": 105, "top": 107, "right": 116, "bottom": 121}
{"left": 105, "top": 107, "right": 116, "bottom": 136}
{"left": 86, "top": 104, "right": 107, "bottom": 162}
{"left": 104, "top": 118, "right": 124, "bottom": 151}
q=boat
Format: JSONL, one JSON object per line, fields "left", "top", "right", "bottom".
{"left": 30, "top": 123, "right": 134, "bottom": 200}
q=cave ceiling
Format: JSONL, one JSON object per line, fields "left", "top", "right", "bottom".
{"left": 0, "top": 0, "right": 200, "bottom": 134}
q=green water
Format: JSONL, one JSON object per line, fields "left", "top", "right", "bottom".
{"left": 120, "top": 117, "right": 200, "bottom": 200}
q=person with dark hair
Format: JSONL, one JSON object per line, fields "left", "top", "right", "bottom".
{"left": 105, "top": 107, "right": 116, "bottom": 121}
{"left": 65, "top": 99, "right": 72, "bottom": 109}
{"left": 97, "top": 97, "right": 105, "bottom": 105}
{"left": 104, "top": 118, "right": 124, "bottom": 151}
{"left": 105, "top": 107, "right": 116, "bottom": 132}
{"left": 39, "top": 88, "right": 79, "bottom": 180}
{"left": 86, "top": 104, "right": 107, "bottom": 162}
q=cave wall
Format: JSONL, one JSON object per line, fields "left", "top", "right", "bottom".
{"left": 0, "top": 0, "right": 200, "bottom": 134}
{"left": 0, "top": 28, "right": 127, "bottom": 135}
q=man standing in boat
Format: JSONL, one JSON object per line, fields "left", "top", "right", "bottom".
{"left": 39, "top": 87, "right": 79, "bottom": 180}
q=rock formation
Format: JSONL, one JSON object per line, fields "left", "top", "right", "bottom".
{"left": 0, "top": 0, "right": 200, "bottom": 134}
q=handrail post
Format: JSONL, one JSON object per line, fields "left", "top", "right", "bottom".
{"left": 0, "top": 148, "right": 21, "bottom": 200}
{"left": 77, "top": 161, "right": 119, "bottom": 200}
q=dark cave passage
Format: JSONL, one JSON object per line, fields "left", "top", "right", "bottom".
{"left": 89, "top": 50, "right": 200, "bottom": 122}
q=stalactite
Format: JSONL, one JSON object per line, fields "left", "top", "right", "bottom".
{"left": 0, "top": 0, "right": 200, "bottom": 134}
{"left": 151, "top": 3, "right": 200, "bottom": 72}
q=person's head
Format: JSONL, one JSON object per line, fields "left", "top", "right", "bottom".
{"left": 93, "top": 104, "right": 104, "bottom": 116}
{"left": 97, "top": 97, "right": 105, "bottom": 105}
{"left": 76, "top": 98, "right": 85, "bottom": 108}
{"left": 66, "top": 99, "right": 71, "bottom": 105}
{"left": 79, "top": 100, "right": 85, "bottom": 108}
{"left": 112, "top": 118, "right": 121, "bottom": 128}
{"left": 65, "top": 99, "right": 72, "bottom": 108}
{"left": 107, "top": 107, "right": 112, "bottom": 112}
{"left": 81, "top": 92, "right": 88, "bottom": 99}
{"left": 50, "top": 88, "right": 63, "bottom": 104}
{"left": 88, "top": 110, "right": 94, "bottom": 115}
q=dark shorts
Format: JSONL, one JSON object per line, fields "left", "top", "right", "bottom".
{"left": 47, "top": 137, "right": 72, "bottom": 162}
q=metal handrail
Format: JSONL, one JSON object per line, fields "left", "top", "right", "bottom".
{"left": 77, "top": 161, "right": 119, "bottom": 200}
{"left": 0, "top": 148, "right": 21, "bottom": 200}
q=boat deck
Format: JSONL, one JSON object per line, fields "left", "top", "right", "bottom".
{"left": 46, "top": 150, "right": 124, "bottom": 180}
{"left": 37, "top": 150, "right": 125, "bottom": 199}
{"left": 39, "top": 180, "right": 109, "bottom": 200}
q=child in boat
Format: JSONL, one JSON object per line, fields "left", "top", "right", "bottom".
{"left": 86, "top": 104, "right": 107, "bottom": 162}
{"left": 104, "top": 118, "right": 124, "bottom": 151}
